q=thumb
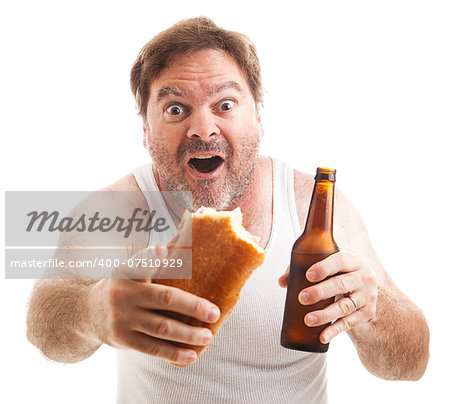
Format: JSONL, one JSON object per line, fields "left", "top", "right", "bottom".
{"left": 278, "top": 265, "right": 290, "bottom": 288}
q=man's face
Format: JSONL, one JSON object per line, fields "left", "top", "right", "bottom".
{"left": 144, "top": 49, "right": 263, "bottom": 211}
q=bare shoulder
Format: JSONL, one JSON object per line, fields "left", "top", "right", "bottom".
{"left": 99, "top": 173, "right": 148, "bottom": 220}
{"left": 56, "top": 173, "right": 149, "bottom": 261}
{"left": 292, "top": 169, "right": 315, "bottom": 231}
{"left": 293, "top": 168, "right": 370, "bottom": 250}
{"left": 85, "top": 173, "right": 146, "bottom": 218}
{"left": 100, "top": 173, "right": 140, "bottom": 192}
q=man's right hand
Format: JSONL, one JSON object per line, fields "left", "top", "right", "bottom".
{"left": 86, "top": 277, "right": 221, "bottom": 366}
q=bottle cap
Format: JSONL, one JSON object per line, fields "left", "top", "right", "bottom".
{"left": 315, "top": 167, "right": 336, "bottom": 182}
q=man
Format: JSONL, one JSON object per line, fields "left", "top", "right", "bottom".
{"left": 26, "top": 17, "right": 429, "bottom": 403}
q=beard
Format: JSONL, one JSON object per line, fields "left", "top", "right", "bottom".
{"left": 148, "top": 133, "right": 260, "bottom": 212}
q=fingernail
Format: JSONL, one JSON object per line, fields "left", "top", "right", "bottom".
{"left": 322, "top": 333, "right": 331, "bottom": 343}
{"left": 307, "top": 271, "right": 316, "bottom": 282}
{"left": 208, "top": 307, "right": 220, "bottom": 322}
{"left": 186, "top": 351, "right": 197, "bottom": 363}
{"left": 306, "top": 314, "right": 318, "bottom": 325}
{"left": 201, "top": 329, "right": 213, "bottom": 345}
{"left": 299, "top": 291, "right": 310, "bottom": 304}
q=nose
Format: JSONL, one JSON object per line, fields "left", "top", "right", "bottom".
{"left": 186, "top": 108, "right": 220, "bottom": 140}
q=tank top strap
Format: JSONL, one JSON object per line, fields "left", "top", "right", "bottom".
{"left": 132, "top": 163, "right": 177, "bottom": 244}
{"left": 132, "top": 163, "right": 157, "bottom": 193}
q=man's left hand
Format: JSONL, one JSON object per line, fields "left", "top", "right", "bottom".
{"left": 278, "top": 251, "right": 378, "bottom": 344}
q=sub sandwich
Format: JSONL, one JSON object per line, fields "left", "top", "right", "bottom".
{"left": 154, "top": 207, "right": 266, "bottom": 365}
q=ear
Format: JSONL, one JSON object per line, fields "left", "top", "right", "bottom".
{"left": 256, "top": 113, "right": 264, "bottom": 138}
{"left": 142, "top": 124, "right": 148, "bottom": 149}
{"left": 143, "top": 120, "right": 151, "bottom": 149}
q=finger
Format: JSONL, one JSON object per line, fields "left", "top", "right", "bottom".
{"left": 319, "top": 309, "right": 367, "bottom": 344}
{"left": 306, "top": 251, "right": 360, "bottom": 282}
{"left": 130, "top": 331, "right": 198, "bottom": 366}
{"left": 304, "top": 293, "right": 365, "bottom": 327}
{"left": 132, "top": 309, "right": 213, "bottom": 346}
{"left": 299, "top": 271, "right": 362, "bottom": 305}
{"left": 136, "top": 283, "right": 221, "bottom": 323}
{"left": 278, "top": 265, "right": 290, "bottom": 288}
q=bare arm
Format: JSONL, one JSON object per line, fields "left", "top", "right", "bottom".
{"left": 347, "top": 274, "right": 429, "bottom": 380}
{"left": 26, "top": 279, "right": 101, "bottom": 363}
{"left": 26, "top": 175, "right": 140, "bottom": 363}
{"left": 334, "top": 190, "right": 430, "bottom": 381}
{"left": 26, "top": 175, "right": 220, "bottom": 365}
{"left": 27, "top": 274, "right": 220, "bottom": 365}
{"left": 282, "top": 171, "right": 430, "bottom": 380}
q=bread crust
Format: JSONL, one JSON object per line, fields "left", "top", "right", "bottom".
{"left": 154, "top": 208, "right": 265, "bottom": 364}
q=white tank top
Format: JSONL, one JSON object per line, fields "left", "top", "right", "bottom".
{"left": 116, "top": 158, "right": 328, "bottom": 403}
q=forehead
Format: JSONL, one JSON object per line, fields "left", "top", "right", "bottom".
{"left": 149, "top": 49, "right": 251, "bottom": 101}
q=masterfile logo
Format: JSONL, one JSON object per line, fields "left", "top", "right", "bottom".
{"left": 25, "top": 207, "right": 170, "bottom": 237}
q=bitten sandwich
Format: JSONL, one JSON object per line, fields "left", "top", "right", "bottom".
{"left": 154, "top": 207, "right": 266, "bottom": 365}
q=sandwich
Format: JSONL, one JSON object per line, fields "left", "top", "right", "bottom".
{"left": 154, "top": 207, "right": 266, "bottom": 365}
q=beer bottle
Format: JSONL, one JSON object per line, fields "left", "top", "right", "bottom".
{"left": 280, "top": 167, "right": 339, "bottom": 353}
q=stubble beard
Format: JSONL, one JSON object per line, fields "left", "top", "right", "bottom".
{"left": 148, "top": 134, "right": 260, "bottom": 212}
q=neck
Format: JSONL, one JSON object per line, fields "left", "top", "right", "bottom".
{"left": 227, "top": 158, "right": 266, "bottom": 231}
{"left": 151, "top": 167, "right": 185, "bottom": 224}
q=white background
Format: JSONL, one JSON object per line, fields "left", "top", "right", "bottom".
{"left": 1, "top": 1, "right": 449, "bottom": 403}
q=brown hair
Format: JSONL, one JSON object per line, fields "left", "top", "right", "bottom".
{"left": 130, "top": 17, "right": 263, "bottom": 119}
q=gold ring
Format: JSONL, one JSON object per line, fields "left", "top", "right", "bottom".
{"left": 348, "top": 296, "right": 358, "bottom": 312}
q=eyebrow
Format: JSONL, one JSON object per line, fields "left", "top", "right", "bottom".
{"left": 210, "top": 81, "right": 243, "bottom": 96}
{"left": 157, "top": 86, "right": 185, "bottom": 102}
{"left": 156, "top": 81, "right": 243, "bottom": 102}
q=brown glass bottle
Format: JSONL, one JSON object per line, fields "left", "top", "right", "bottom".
{"left": 280, "top": 167, "right": 339, "bottom": 353}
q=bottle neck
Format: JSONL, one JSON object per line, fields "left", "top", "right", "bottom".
{"left": 304, "top": 180, "right": 335, "bottom": 236}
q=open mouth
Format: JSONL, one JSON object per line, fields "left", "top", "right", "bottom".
{"left": 188, "top": 155, "right": 224, "bottom": 174}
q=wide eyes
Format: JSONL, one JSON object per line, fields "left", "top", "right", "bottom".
{"left": 218, "top": 99, "right": 235, "bottom": 111}
{"left": 163, "top": 99, "right": 236, "bottom": 120}
{"left": 166, "top": 104, "right": 184, "bottom": 116}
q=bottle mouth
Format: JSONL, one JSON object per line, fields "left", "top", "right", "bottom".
{"left": 315, "top": 167, "right": 336, "bottom": 182}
